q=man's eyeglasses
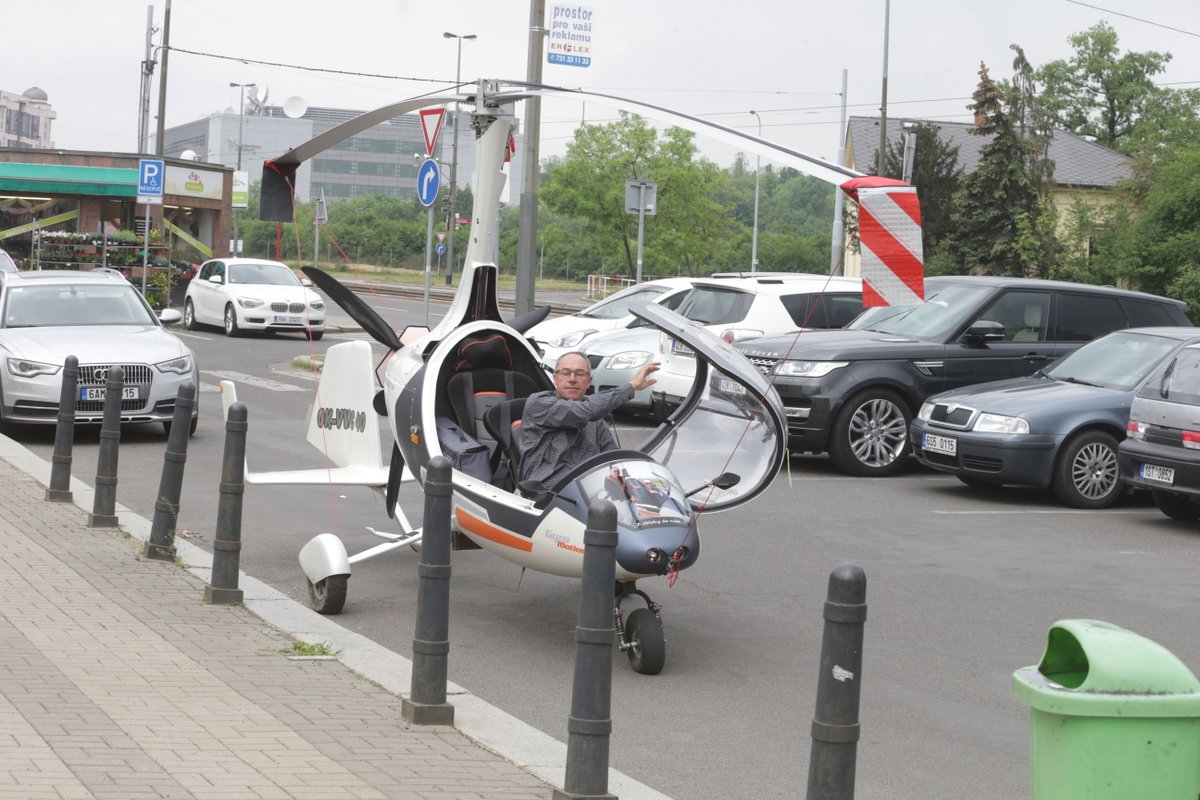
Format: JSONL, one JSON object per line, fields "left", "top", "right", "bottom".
{"left": 554, "top": 368, "right": 591, "bottom": 379}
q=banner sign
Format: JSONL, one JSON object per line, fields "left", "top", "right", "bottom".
{"left": 548, "top": 4, "right": 593, "bottom": 67}
{"left": 0, "top": 209, "right": 79, "bottom": 240}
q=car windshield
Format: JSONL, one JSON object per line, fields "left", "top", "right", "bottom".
{"left": 3, "top": 284, "right": 157, "bottom": 327}
{"left": 1045, "top": 331, "right": 1183, "bottom": 391}
{"left": 228, "top": 262, "right": 300, "bottom": 286}
{"left": 847, "top": 284, "right": 993, "bottom": 340}
{"left": 581, "top": 285, "right": 669, "bottom": 319}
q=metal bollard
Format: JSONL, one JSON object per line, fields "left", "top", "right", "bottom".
{"left": 205, "top": 401, "right": 246, "bottom": 604}
{"left": 46, "top": 355, "right": 78, "bottom": 502}
{"left": 553, "top": 500, "right": 619, "bottom": 800}
{"left": 88, "top": 366, "right": 123, "bottom": 527}
{"left": 402, "top": 455, "right": 454, "bottom": 725}
{"left": 145, "top": 382, "right": 195, "bottom": 561}
{"left": 806, "top": 564, "right": 868, "bottom": 800}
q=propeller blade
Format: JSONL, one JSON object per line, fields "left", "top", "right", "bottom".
{"left": 301, "top": 267, "right": 402, "bottom": 351}
{"left": 509, "top": 305, "right": 551, "bottom": 334}
{"left": 385, "top": 443, "right": 404, "bottom": 520}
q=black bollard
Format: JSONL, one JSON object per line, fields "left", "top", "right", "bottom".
{"left": 145, "top": 382, "right": 195, "bottom": 562}
{"left": 402, "top": 455, "right": 454, "bottom": 725}
{"left": 806, "top": 564, "right": 868, "bottom": 800}
{"left": 88, "top": 366, "right": 123, "bottom": 527}
{"left": 46, "top": 355, "right": 78, "bottom": 502}
{"left": 553, "top": 500, "right": 619, "bottom": 800}
{"left": 205, "top": 401, "right": 246, "bottom": 605}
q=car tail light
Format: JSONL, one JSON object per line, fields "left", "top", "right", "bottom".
{"left": 721, "top": 330, "right": 735, "bottom": 344}
{"left": 1126, "top": 420, "right": 1146, "bottom": 441}
{"left": 1183, "top": 430, "right": 1200, "bottom": 450}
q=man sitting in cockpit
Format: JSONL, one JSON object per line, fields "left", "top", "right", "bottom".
{"left": 517, "top": 351, "right": 660, "bottom": 491}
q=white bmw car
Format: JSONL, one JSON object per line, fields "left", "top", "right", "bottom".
{"left": 184, "top": 258, "right": 326, "bottom": 339}
{"left": 0, "top": 268, "right": 198, "bottom": 435}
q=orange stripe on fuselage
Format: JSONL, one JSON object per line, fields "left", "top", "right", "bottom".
{"left": 454, "top": 507, "right": 534, "bottom": 552}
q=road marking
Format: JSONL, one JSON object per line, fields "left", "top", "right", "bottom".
{"left": 202, "top": 370, "right": 308, "bottom": 392}
{"left": 931, "top": 509, "right": 1149, "bottom": 515}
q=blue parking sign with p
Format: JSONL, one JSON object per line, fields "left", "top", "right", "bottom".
{"left": 138, "top": 158, "right": 164, "bottom": 197}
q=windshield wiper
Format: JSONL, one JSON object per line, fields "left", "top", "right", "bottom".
{"left": 1060, "top": 376, "right": 1099, "bottom": 387}
{"left": 1032, "top": 368, "right": 1049, "bottom": 379}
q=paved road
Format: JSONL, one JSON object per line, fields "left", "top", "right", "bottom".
{"left": 11, "top": 300, "right": 1200, "bottom": 800}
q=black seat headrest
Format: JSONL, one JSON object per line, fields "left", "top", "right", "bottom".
{"left": 455, "top": 334, "right": 513, "bottom": 372}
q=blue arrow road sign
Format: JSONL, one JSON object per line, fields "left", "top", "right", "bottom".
{"left": 138, "top": 158, "right": 164, "bottom": 197}
{"left": 417, "top": 158, "right": 440, "bottom": 207}
{"left": 436, "top": 243, "right": 446, "bottom": 256}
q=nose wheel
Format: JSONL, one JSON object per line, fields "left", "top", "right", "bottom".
{"left": 615, "top": 584, "right": 666, "bottom": 675}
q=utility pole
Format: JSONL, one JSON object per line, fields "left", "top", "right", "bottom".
{"left": 877, "top": 0, "right": 890, "bottom": 177}
{"left": 154, "top": 0, "right": 171, "bottom": 156}
{"left": 831, "top": 69, "right": 848, "bottom": 275}
{"left": 138, "top": 5, "right": 155, "bottom": 154}
{"left": 515, "top": 0, "right": 546, "bottom": 315}
{"left": 230, "top": 82, "right": 255, "bottom": 258}
{"left": 749, "top": 110, "right": 761, "bottom": 275}
{"left": 443, "top": 32, "right": 476, "bottom": 286}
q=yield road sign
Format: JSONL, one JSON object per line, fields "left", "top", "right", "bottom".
{"left": 417, "top": 158, "right": 440, "bottom": 207}
{"left": 419, "top": 109, "right": 446, "bottom": 156}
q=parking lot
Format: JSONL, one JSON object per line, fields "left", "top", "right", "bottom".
{"left": 12, "top": 329, "right": 1200, "bottom": 800}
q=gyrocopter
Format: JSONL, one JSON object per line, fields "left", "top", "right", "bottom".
{"left": 225, "top": 79, "right": 922, "bottom": 674}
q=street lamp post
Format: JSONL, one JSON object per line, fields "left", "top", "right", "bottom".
{"left": 229, "top": 82, "right": 255, "bottom": 258}
{"left": 443, "top": 32, "right": 476, "bottom": 286}
{"left": 750, "top": 110, "right": 761, "bottom": 275}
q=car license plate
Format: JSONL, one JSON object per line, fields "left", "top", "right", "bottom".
{"left": 715, "top": 377, "right": 745, "bottom": 395}
{"left": 1139, "top": 463, "right": 1175, "bottom": 485}
{"left": 670, "top": 339, "right": 694, "bottom": 356}
{"left": 81, "top": 387, "right": 139, "bottom": 401}
{"left": 922, "top": 432, "right": 957, "bottom": 456}
{"left": 273, "top": 315, "right": 303, "bottom": 324}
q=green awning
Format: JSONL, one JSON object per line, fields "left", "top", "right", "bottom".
{"left": 0, "top": 163, "right": 138, "bottom": 197}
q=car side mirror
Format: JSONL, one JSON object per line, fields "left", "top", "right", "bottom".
{"left": 962, "top": 319, "right": 1005, "bottom": 345}
{"left": 209, "top": 274, "right": 224, "bottom": 285}
{"left": 158, "top": 308, "right": 183, "bottom": 324}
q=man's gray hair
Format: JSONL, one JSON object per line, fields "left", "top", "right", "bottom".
{"left": 555, "top": 351, "right": 590, "bottom": 370}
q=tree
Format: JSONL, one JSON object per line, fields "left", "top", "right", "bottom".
{"left": 947, "top": 62, "right": 1057, "bottom": 277}
{"left": 1035, "top": 22, "right": 1172, "bottom": 153}
{"left": 540, "top": 113, "right": 735, "bottom": 277}
{"left": 882, "top": 123, "right": 963, "bottom": 258}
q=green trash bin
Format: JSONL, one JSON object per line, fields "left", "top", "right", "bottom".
{"left": 1013, "top": 619, "right": 1200, "bottom": 799}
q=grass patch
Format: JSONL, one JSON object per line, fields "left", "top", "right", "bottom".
{"left": 285, "top": 640, "right": 339, "bottom": 658}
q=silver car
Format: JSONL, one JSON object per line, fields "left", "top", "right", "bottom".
{"left": 0, "top": 269, "right": 199, "bottom": 435}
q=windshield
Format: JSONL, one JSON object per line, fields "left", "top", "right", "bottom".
{"left": 578, "top": 461, "right": 691, "bottom": 530}
{"left": 3, "top": 284, "right": 157, "bottom": 327}
{"left": 582, "top": 285, "right": 670, "bottom": 319}
{"left": 228, "top": 262, "right": 301, "bottom": 286}
{"left": 1046, "top": 331, "right": 1183, "bottom": 391}
{"left": 848, "top": 284, "right": 992, "bottom": 339}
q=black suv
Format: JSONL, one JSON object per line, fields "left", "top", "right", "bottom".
{"left": 735, "top": 276, "right": 1190, "bottom": 476}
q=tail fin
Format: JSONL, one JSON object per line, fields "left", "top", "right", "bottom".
{"left": 220, "top": 340, "right": 390, "bottom": 486}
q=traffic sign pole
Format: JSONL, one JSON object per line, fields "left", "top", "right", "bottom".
{"left": 136, "top": 158, "right": 165, "bottom": 300}
{"left": 424, "top": 206, "right": 433, "bottom": 326}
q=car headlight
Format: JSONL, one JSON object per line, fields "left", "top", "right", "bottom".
{"left": 549, "top": 329, "right": 598, "bottom": 348}
{"left": 773, "top": 360, "right": 849, "bottom": 378}
{"left": 917, "top": 401, "right": 935, "bottom": 421}
{"left": 236, "top": 297, "right": 265, "bottom": 309}
{"left": 155, "top": 354, "right": 193, "bottom": 375}
{"left": 604, "top": 351, "right": 652, "bottom": 371}
{"left": 309, "top": 300, "right": 325, "bottom": 311}
{"left": 973, "top": 412, "right": 1030, "bottom": 434}
{"left": 7, "top": 357, "right": 61, "bottom": 378}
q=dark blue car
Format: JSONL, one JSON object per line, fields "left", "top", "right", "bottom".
{"left": 910, "top": 327, "right": 1200, "bottom": 508}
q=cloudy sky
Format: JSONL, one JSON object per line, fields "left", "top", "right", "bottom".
{"left": 7, "top": 0, "right": 1198, "bottom": 167}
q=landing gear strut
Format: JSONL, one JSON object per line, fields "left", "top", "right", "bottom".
{"left": 615, "top": 582, "right": 666, "bottom": 675}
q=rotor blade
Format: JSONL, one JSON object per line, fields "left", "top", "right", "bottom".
{"left": 301, "top": 267, "right": 402, "bottom": 351}
{"left": 508, "top": 305, "right": 551, "bottom": 334}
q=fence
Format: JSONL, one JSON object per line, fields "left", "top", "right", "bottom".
{"left": 585, "top": 274, "right": 636, "bottom": 299}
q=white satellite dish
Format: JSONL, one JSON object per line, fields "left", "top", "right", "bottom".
{"left": 180, "top": 149, "right": 199, "bottom": 161}
{"left": 283, "top": 96, "right": 308, "bottom": 119}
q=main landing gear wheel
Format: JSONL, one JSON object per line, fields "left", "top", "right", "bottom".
{"left": 307, "top": 575, "right": 348, "bottom": 615}
{"left": 623, "top": 608, "right": 666, "bottom": 675}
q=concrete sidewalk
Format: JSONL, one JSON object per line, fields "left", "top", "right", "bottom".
{"left": 0, "top": 437, "right": 671, "bottom": 800}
